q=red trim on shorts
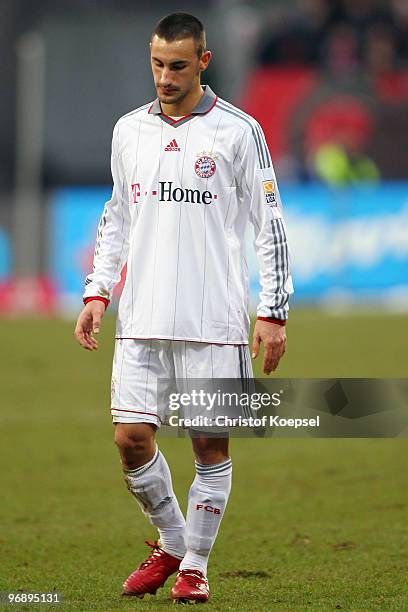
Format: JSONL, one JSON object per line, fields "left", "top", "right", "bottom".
{"left": 111, "top": 407, "right": 160, "bottom": 418}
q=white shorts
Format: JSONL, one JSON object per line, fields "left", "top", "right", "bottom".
{"left": 110, "top": 339, "right": 253, "bottom": 426}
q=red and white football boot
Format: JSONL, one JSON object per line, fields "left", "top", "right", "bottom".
{"left": 122, "top": 540, "right": 181, "bottom": 598}
{"left": 171, "top": 569, "right": 210, "bottom": 604}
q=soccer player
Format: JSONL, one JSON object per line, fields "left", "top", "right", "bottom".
{"left": 74, "top": 12, "right": 293, "bottom": 604}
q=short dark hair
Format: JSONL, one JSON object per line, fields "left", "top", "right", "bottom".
{"left": 152, "top": 13, "right": 206, "bottom": 57}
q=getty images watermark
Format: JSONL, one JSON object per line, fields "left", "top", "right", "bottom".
{"left": 157, "top": 379, "right": 408, "bottom": 438}
{"left": 167, "top": 388, "right": 319, "bottom": 429}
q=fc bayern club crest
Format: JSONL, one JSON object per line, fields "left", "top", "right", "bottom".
{"left": 195, "top": 151, "right": 218, "bottom": 178}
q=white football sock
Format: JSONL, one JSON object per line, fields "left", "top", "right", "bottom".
{"left": 179, "top": 457, "right": 232, "bottom": 576}
{"left": 123, "top": 445, "right": 186, "bottom": 559}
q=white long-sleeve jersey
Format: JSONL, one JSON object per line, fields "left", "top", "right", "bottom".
{"left": 83, "top": 86, "right": 293, "bottom": 344}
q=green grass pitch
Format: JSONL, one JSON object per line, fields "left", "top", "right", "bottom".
{"left": 0, "top": 310, "right": 407, "bottom": 611}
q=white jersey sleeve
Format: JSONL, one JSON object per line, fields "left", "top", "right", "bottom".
{"left": 83, "top": 122, "right": 131, "bottom": 303}
{"left": 239, "top": 122, "right": 294, "bottom": 321}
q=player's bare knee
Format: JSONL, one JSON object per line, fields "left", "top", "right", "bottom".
{"left": 192, "top": 436, "right": 229, "bottom": 464}
{"left": 115, "top": 435, "right": 146, "bottom": 457}
{"left": 114, "top": 423, "right": 155, "bottom": 454}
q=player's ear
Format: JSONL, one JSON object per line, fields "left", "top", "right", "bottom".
{"left": 199, "top": 50, "right": 212, "bottom": 72}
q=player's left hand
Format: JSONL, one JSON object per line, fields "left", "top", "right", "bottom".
{"left": 251, "top": 319, "right": 286, "bottom": 375}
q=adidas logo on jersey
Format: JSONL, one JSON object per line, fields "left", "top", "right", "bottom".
{"left": 164, "top": 139, "right": 180, "bottom": 152}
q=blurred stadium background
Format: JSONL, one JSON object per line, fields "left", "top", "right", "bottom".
{"left": 1, "top": 0, "right": 407, "bottom": 315}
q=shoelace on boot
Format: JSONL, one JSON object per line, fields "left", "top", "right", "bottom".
{"left": 138, "top": 540, "right": 166, "bottom": 570}
{"left": 178, "top": 569, "right": 207, "bottom": 586}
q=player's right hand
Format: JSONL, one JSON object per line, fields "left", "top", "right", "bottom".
{"left": 74, "top": 300, "right": 106, "bottom": 351}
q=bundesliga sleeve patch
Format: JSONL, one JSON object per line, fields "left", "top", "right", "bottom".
{"left": 262, "top": 180, "right": 277, "bottom": 207}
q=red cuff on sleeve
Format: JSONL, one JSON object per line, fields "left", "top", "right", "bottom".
{"left": 257, "top": 316, "right": 286, "bottom": 326}
{"left": 83, "top": 296, "right": 110, "bottom": 310}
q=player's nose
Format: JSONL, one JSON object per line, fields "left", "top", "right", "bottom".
{"left": 160, "top": 67, "right": 173, "bottom": 84}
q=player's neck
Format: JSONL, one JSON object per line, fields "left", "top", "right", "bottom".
{"left": 160, "top": 84, "right": 204, "bottom": 118}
